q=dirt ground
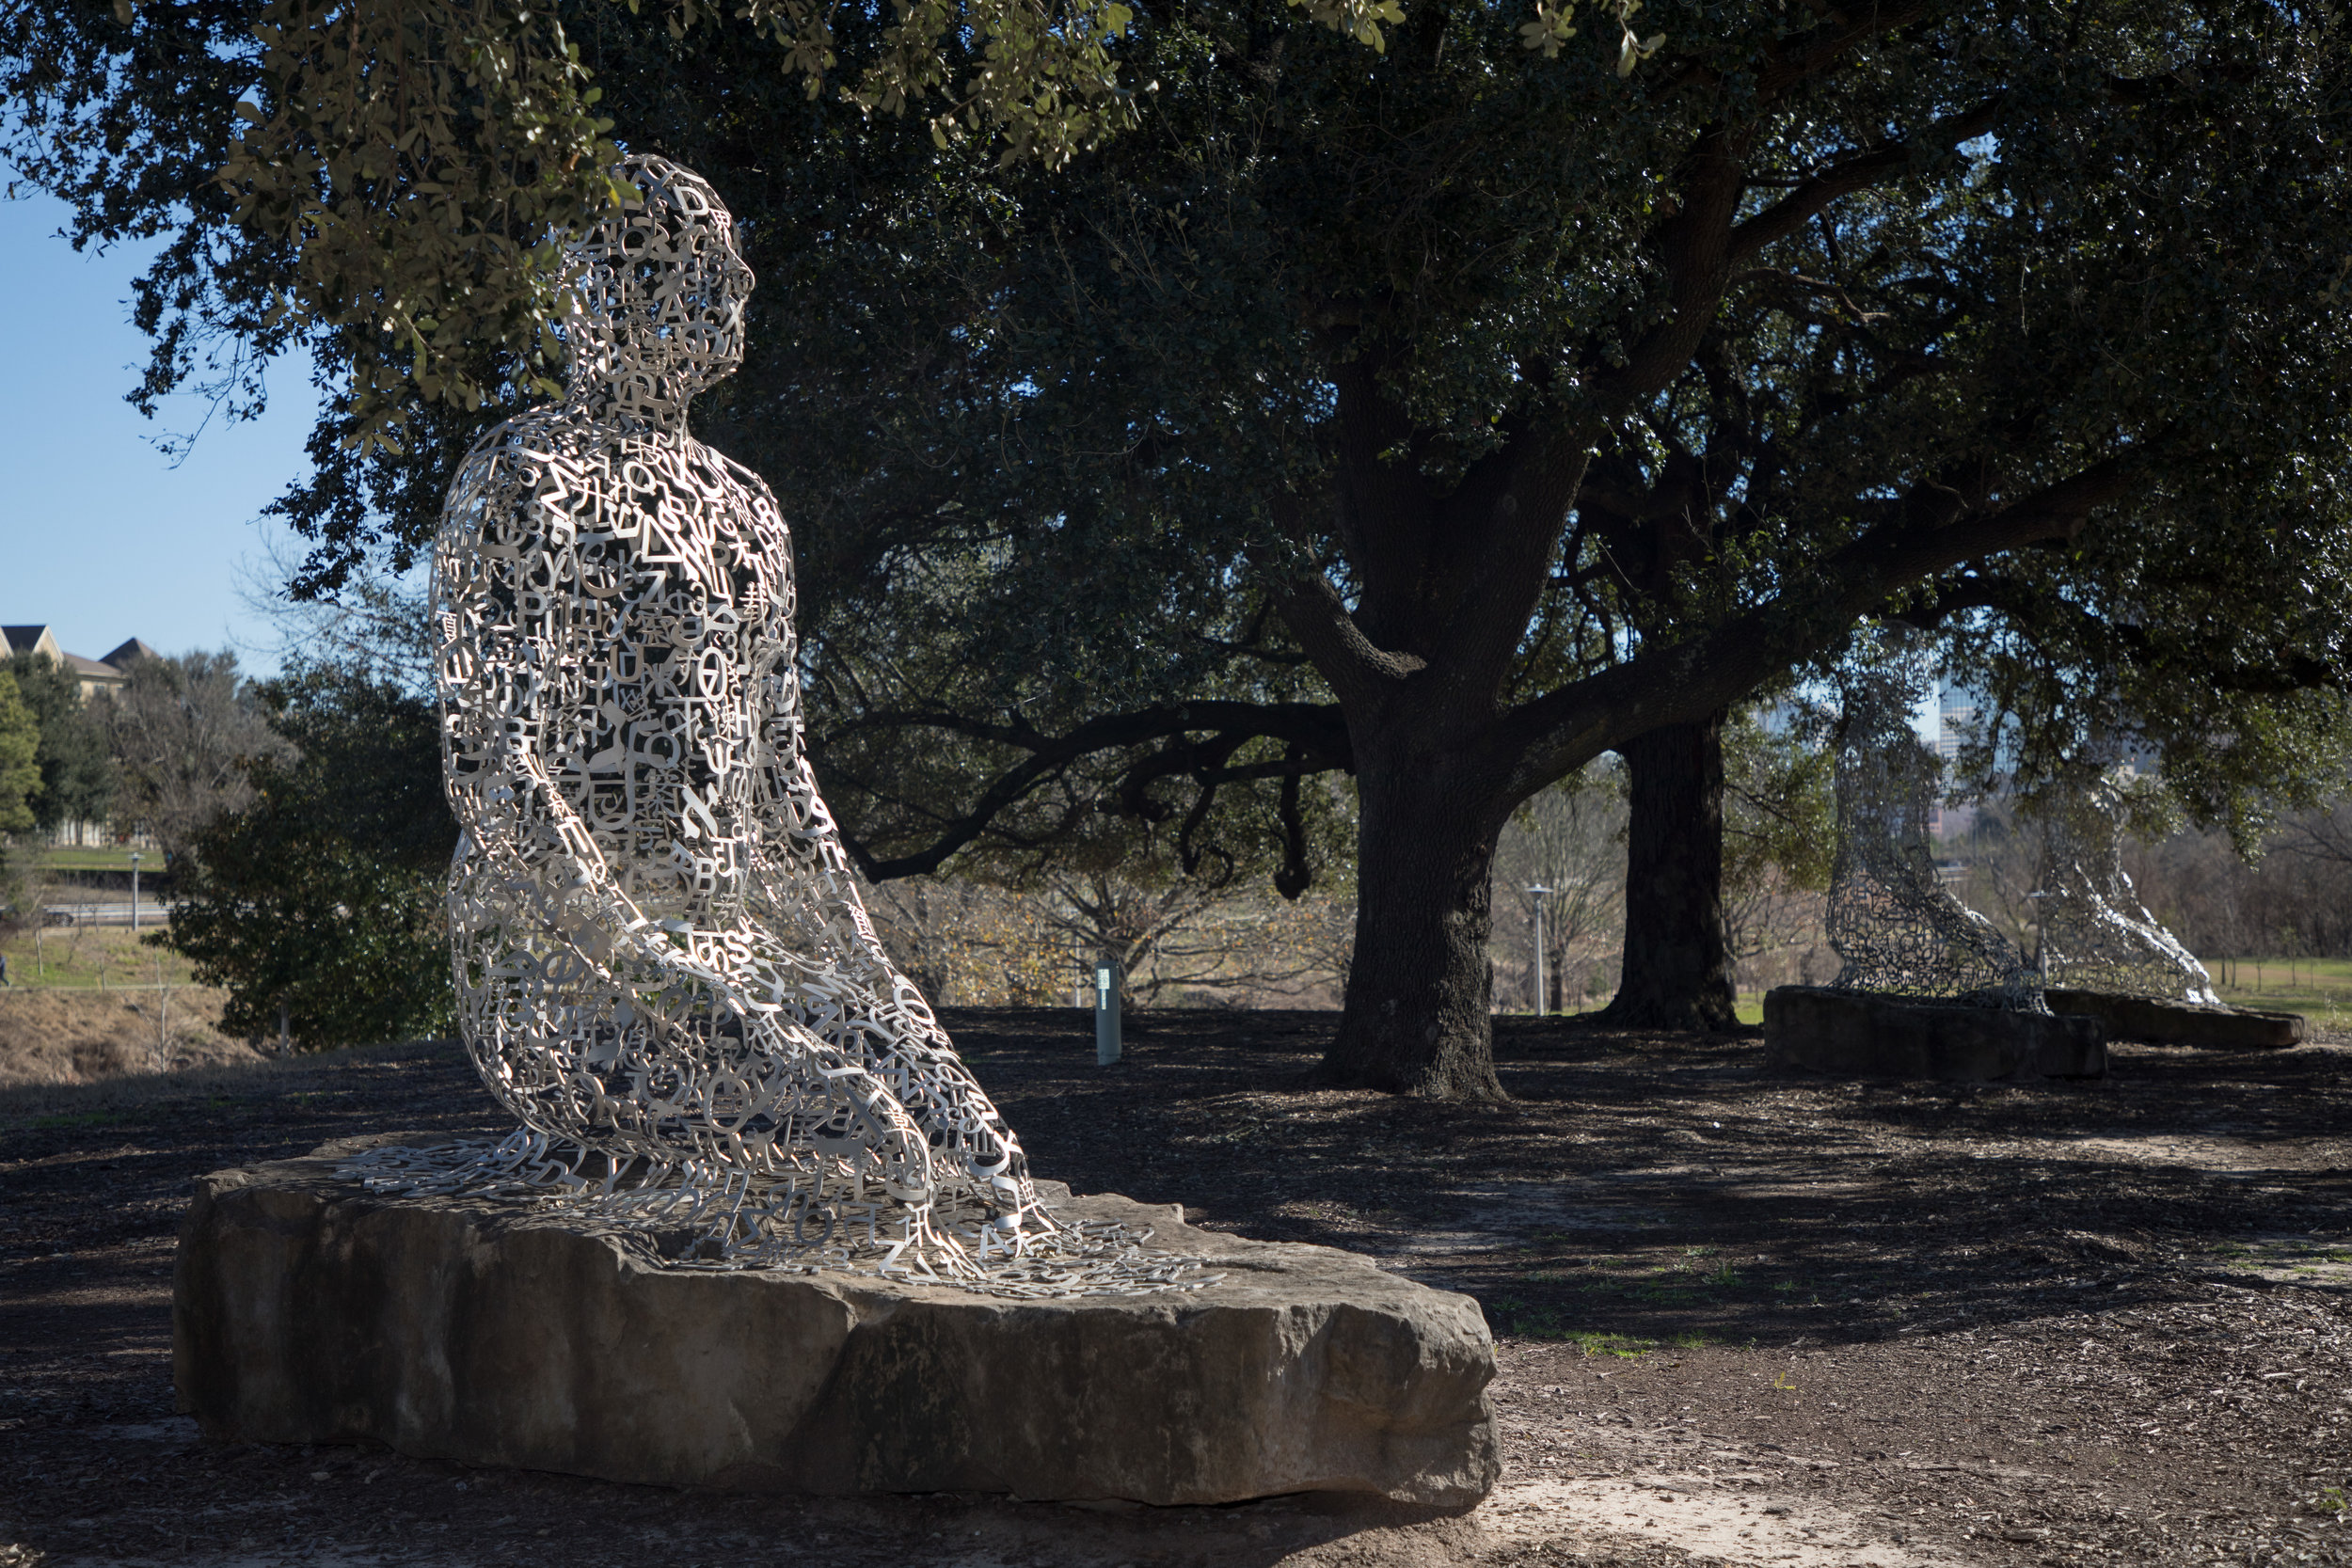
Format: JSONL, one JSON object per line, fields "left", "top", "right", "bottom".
{"left": 2, "top": 1009, "right": 2348, "bottom": 1568}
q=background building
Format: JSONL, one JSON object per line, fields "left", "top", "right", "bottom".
{"left": 3, "top": 625, "right": 152, "bottom": 845}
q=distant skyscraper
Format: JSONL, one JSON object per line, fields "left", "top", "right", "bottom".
{"left": 1932, "top": 700, "right": 1979, "bottom": 840}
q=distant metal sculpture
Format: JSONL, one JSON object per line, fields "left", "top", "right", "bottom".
{"left": 342, "top": 157, "right": 1186, "bottom": 1295}
{"left": 2029, "top": 772, "right": 2218, "bottom": 1004}
{"left": 1825, "top": 651, "right": 2040, "bottom": 1007}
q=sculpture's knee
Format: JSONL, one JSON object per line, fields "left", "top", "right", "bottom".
{"left": 850, "top": 1093, "right": 936, "bottom": 1205}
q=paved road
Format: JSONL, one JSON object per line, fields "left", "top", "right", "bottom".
{"left": 38, "top": 898, "right": 171, "bottom": 927}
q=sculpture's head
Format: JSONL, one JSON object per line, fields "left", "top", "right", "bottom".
{"left": 562, "top": 155, "right": 754, "bottom": 424}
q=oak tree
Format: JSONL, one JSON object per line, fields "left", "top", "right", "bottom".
{"left": 15, "top": 0, "right": 2352, "bottom": 1101}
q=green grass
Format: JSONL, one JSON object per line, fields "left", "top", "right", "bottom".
{"left": 1, "top": 924, "right": 202, "bottom": 989}
{"left": 1576, "top": 1331, "right": 1658, "bottom": 1357}
{"left": 1485, "top": 1293, "right": 1659, "bottom": 1351}
{"left": 37, "top": 847, "right": 155, "bottom": 874}
{"left": 2198, "top": 955, "right": 2352, "bottom": 1023}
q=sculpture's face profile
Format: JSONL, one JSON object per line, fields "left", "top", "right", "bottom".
{"left": 564, "top": 154, "right": 755, "bottom": 420}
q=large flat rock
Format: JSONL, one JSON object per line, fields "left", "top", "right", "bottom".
{"left": 173, "top": 1136, "right": 1500, "bottom": 1508}
{"left": 2044, "top": 989, "right": 2306, "bottom": 1051}
{"left": 1765, "top": 986, "right": 2106, "bottom": 1082}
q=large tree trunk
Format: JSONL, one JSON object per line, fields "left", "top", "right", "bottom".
{"left": 1317, "top": 745, "right": 1510, "bottom": 1101}
{"left": 1595, "top": 709, "right": 1740, "bottom": 1032}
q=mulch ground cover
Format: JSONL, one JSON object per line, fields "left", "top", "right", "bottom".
{"left": 2, "top": 1008, "right": 2348, "bottom": 1568}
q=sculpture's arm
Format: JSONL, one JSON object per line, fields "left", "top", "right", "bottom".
{"left": 434, "top": 436, "right": 795, "bottom": 1017}
{"left": 710, "top": 471, "right": 1035, "bottom": 1204}
{"left": 721, "top": 467, "right": 910, "bottom": 991}
{"left": 748, "top": 720, "right": 907, "bottom": 984}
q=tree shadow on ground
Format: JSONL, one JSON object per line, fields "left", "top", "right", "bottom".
{"left": 960, "top": 1007, "right": 2352, "bottom": 1357}
{"left": 4, "top": 1009, "right": 2348, "bottom": 1567}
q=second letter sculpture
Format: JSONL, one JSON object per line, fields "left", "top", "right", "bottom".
{"left": 352, "top": 157, "right": 1174, "bottom": 1292}
{"left": 1824, "top": 651, "right": 2041, "bottom": 1008}
{"left": 2028, "top": 769, "right": 2219, "bottom": 1004}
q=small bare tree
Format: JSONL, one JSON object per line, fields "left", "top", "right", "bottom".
{"left": 1724, "top": 871, "right": 1828, "bottom": 992}
{"left": 93, "top": 650, "right": 291, "bottom": 862}
{"left": 861, "top": 878, "right": 1072, "bottom": 1006}
{"left": 1491, "top": 765, "right": 1628, "bottom": 1012}
{"left": 860, "top": 868, "right": 1358, "bottom": 1010}
{"left": 1039, "top": 873, "right": 1353, "bottom": 1006}
{"left": 140, "top": 953, "right": 182, "bottom": 1071}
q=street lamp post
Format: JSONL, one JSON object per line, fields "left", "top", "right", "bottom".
{"left": 1527, "top": 884, "right": 1551, "bottom": 1016}
{"left": 129, "top": 852, "right": 143, "bottom": 936}
{"left": 2026, "top": 888, "right": 2051, "bottom": 987}
{"left": 1094, "top": 956, "right": 1123, "bottom": 1066}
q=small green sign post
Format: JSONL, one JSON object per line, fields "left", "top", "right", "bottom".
{"left": 1095, "top": 958, "right": 1122, "bottom": 1067}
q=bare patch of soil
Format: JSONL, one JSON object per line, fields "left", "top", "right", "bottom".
{"left": 2, "top": 1010, "right": 2349, "bottom": 1567}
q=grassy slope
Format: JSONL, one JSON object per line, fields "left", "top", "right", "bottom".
{"left": 1, "top": 923, "right": 202, "bottom": 990}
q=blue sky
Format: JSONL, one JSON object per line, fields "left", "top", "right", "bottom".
{"left": 0, "top": 191, "right": 319, "bottom": 675}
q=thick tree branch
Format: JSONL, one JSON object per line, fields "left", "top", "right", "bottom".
{"left": 1729, "top": 99, "right": 2006, "bottom": 263}
{"left": 1596, "top": 4, "right": 1953, "bottom": 406}
{"left": 1910, "top": 575, "right": 2349, "bottom": 697}
{"left": 820, "top": 699, "right": 1350, "bottom": 879}
{"left": 1422, "top": 425, "right": 1604, "bottom": 713}
{"left": 1269, "top": 574, "right": 1427, "bottom": 713}
{"left": 1490, "top": 451, "right": 2150, "bottom": 796}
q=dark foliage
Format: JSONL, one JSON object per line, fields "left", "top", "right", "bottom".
{"left": 3, "top": 652, "right": 117, "bottom": 832}
{"left": 165, "top": 669, "right": 456, "bottom": 1050}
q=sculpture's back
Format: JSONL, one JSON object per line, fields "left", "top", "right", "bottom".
{"left": 2029, "top": 771, "right": 2217, "bottom": 1004}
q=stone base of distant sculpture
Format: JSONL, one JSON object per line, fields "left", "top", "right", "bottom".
{"left": 2044, "top": 989, "right": 2307, "bottom": 1051}
{"left": 1764, "top": 986, "right": 2106, "bottom": 1082}
{"left": 173, "top": 1137, "right": 1500, "bottom": 1509}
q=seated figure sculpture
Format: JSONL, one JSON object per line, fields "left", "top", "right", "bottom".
{"left": 2029, "top": 769, "right": 2219, "bottom": 1004}
{"left": 1824, "top": 650, "right": 2039, "bottom": 1008}
{"left": 407, "top": 155, "right": 1041, "bottom": 1277}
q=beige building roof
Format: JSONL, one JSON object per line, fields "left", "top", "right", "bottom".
{"left": 102, "top": 638, "right": 159, "bottom": 667}
{"left": 4, "top": 625, "right": 146, "bottom": 702}
{"left": 3, "top": 626, "right": 63, "bottom": 663}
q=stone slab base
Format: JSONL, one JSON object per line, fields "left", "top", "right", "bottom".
{"left": 2044, "top": 989, "right": 2306, "bottom": 1051}
{"left": 1764, "top": 986, "right": 2106, "bottom": 1082}
{"left": 173, "top": 1136, "right": 1500, "bottom": 1508}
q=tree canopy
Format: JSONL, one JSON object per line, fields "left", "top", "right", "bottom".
{"left": 0, "top": 673, "right": 40, "bottom": 838}
{"left": 12, "top": 0, "right": 2352, "bottom": 1093}
{"left": 94, "top": 650, "right": 287, "bottom": 863}
{"left": 0, "top": 0, "right": 1441, "bottom": 457}
{"left": 166, "top": 663, "right": 456, "bottom": 1049}
{"left": 2, "top": 653, "right": 116, "bottom": 833}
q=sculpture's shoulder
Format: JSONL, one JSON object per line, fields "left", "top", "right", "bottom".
{"left": 706, "top": 447, "right": 787, "bottom": 529}
{"left": 459, "top": 404, "right": 580, "bottom": 467}
{"left": 441, "top": 407, "right": 587, "bottom": 532}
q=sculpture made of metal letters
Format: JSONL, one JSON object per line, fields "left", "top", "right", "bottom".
{"left": 2029, "top": 772, "right": 2218, "bottom": 1004}
{"left": 344, "top": 157, "right": 1184, "bottom": 1293}
{"left": 1824, "top": 648, "right": 2041, "bottom": 1009}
